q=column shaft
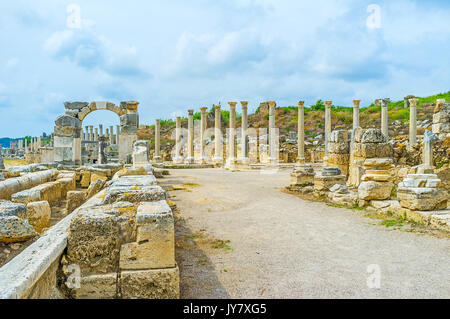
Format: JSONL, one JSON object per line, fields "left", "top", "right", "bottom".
{"left": 353, "top": 100, "right": 360, "bottom": 130}
{"left": 298, "top": 101, "right": 305, "bottom": 162}
{"left": 154, "top": 120, "right": 161, "bottom": 162}
{"left": 409, "top": 98, "right": 418, "bottom": 148}
{"left": 240, "top": 101, "right": 249, "bottom": 163}
{"left": 324, "top": 101, "right": 332, "bottom": 156}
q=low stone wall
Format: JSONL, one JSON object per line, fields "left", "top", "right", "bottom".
{"left": 0, "top": 192, "right": 104, "bottom": 298}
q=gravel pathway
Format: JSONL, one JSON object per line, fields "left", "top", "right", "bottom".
{"left": 160, "top": 168, "right": 450, "bottom": 299}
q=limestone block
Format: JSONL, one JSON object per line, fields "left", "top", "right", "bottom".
{"left": 0, "top": 170, "right": 56, "bottom": 200}
{"left": 57, "top": 177, "right": 76, "bottom": 198}
{"left": 111, "top": 175, "right": 156, "bottom": 187}
{"left": 328, "top": 142, "right": 350, "bottom": 154}
{"left": 0, "top": 200, "right": 27, "bottom": 218}
{"left": 290, "top": 172, "right": 314, "bottom": 186}
{"left": 11, "top": 181, "right": 62, "bottom": 205}
{"left": 120, "top": 267, "right": 180, "bottom": 299}
{"left": 0, "top": 216, "right": 37, "bottom": 243}
{"left": 358, "top": 181, "right": 393, "bottom": 200}
{"left": 66, "top": 190, "right": 86, "bottom": 214}
{"left": 360, "top": 128, "right": 386, "bottom": 143}
{"left": 119, "top": 200, "right": 174, "bottom": 270}
{"left": 132, "top": 140, "right": 149, "bottom": 166}
{"left": 329, "top": 130, "right": 350, "bottom": 143}
{"left": 91, "top": 173, "right": 108, "bottom": 184}
{"left": 66, "top": 206, "right": 133, "bottom": 275}
{"left": 102, "top": 185, "right": 166, "bottom": 204}
{"left": 363, "top": 158, "right": 393, "bottom": 169}
{"left": 314, "top": 174, "right": 346, "bottom": 191}
{"left": 397, "top": 187, "right": 448, "bottom": 211}
{"left": 361, "top": 174, "right": 392, "bottom": 182}
{"left": 26, "top": 201, "right": 51, "bottom": 233}
{"left": 80, "top": 171, "right": 91, "bottom": 188}
{"left": 114, "top": 167, "right": 148, "bottom": 179}
{"left": 86, "top": 179, "right": 106, "bottom": 199}
{"left": 398, "top": 174, "right": 441, "bottom": 188}
{"left": 432, "top": 122, "right": 450, "bottom": 134}
{"left": 73, "top": 273, "right": 117, "bottom": 299}
{"left": 64, "top": 102, "right": 88, "bottom": 110}
{"left": 327, "top": 153, "right": 350, "bottom": 165}
{"left": 327, "top": 192, "right": 357, "bottom": 207}
{"left": 433, "top": 112, "right": 450, "bottom": 123}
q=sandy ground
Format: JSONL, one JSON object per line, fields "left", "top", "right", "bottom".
{"left": 159, "top": 168, "right": 450, "bottom": 299}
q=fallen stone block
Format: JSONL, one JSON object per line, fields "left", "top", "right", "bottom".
{"left": 57, "top": 177, "right": 76, "bottom": 198}
{"left": 80, "top": 171, "right": 91, "bottom": 188}
{"left": 11, "top": 181, "right": 62, "bottom": 205}
{"left": 120, "top": 267, "right": 180, "bottom": 299}
{"left": 397, "top": 187, "right": 448, "bottom": 211}
{"left": 314, "top": 174, "right": 346, "bottom": 192}
{"left": 358, "top": 181, "right": 393, "bottom": 200}
{"left": 86, "top": 179, "right": 106, "bottom": 199}
{"left": 26, "top": 201, "right": 51, "bottom": 233}
{"left": 0, "top": 200, "right": 27, "bottom": 218}
{"left": 0, "top": 216, "right": 37, "bottom": 243}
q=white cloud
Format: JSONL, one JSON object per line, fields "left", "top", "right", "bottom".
{"left": 5, "top": 58, "right": 20, "bottom": 69}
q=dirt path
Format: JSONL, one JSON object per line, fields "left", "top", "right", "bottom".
{"left": 159, "top": 168, "right": 450, "bottom": 299}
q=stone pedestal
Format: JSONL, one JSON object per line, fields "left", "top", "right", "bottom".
{"left": 314, "top": 167, "right": 346, "bottom": 191}
{"left": 358, "top": 158, "right": 394, "bottom": 200}
{"left": 290, "top": 164, "right": 315, "bottom": 187}
{"left": 132, "top": 140, "right": 150, "bottom": 168}
{"left": 398, "top": 174, "right": 448, "bottom": 211}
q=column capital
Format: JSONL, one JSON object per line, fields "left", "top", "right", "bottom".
{"left": 352, "top": 100, "right": 361, "bottom": 108}
{"left": 214, "top": 104, "right": 221, "bottom": 110}
{"left": 298, "top": 101, "right": 305, "bottom": 108}
{"left": 409, "top": 98, "right": 418, "bottom": 107}
{"left": 324, "top": 101, "right": 332, "bottom": 108}
{"left": 436, "top": 98, "right": 446, "bottom": 104}
{"left": 200, "top": 107, "right": 208, "bottom": 113}
{"left": 268, "top": 101, "right": 276, "bottom": 108}
{"left": 240, "top": 101, "right": 248, "bottom": 108}
{"left": 228, "top": 102, "right": 237, "bottom": 108}
{"left": 155, "top": 119, "right": 160, "bottom": 124}
{"left": 188, "top": 109, "right": 194, "bottom": 116}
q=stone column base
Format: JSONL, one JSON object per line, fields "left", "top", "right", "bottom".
{"left": 153, "top": 156, "right": 162, "bottom": 163}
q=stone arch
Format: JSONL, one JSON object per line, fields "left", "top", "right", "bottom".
{"left": 54, "top": 101, "right": 139, "bottom": 165}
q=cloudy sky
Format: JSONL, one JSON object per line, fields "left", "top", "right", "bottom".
{"left": 1, "top": 0, "right": 449, "bottom": 138}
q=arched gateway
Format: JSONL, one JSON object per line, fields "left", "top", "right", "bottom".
{"left": 54, "top": 101, "right": 139, "bottom": 165}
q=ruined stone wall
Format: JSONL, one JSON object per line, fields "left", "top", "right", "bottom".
{"left": 348, "top": 128, "right": 393, "bottom": 187}
{"left": 327, "top": 130, "right": 350, "bottom": 175}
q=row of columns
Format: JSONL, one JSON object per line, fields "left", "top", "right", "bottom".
{"left": 153, "top": 97, "right": 433, "bottom": 164}
{"left": 82, "top": 125, "right": 120, "bottom": 144}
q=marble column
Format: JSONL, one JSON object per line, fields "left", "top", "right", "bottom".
{"left": 380, "top": 98, "right": 389, "bottom": 139}
{"left": 94, "top": 128, "right": 99, "bottom": 141}
{"left": 0, "top": 146, "right": 4, "bottom": 170}
{"left": 353, "top": 100, "right": 361, "bottom": 130}
{"left": 24, "top": 139, "right": 28, "bottom": 153}
{"left": 422, "top": 130, "right": 438, "bottom": 169}
{"left": 213, "top": 105, "right": 222, "bottom": 164}
{"left": 154, "top": 120, "right": 162, "bottom": 163}
{"left": 199, "top": 107, "right": 208, "bottom": 164}
{"left": 89, "top": 126, "right": 94, "bottom": 141}
{"left": 105, "top": 128, "right": 110, "bottom": 141}
{"left": 186, "top": 109, "right": 195, "bottom": 164}
{"left": 98, "top": 136, "right": 108, "bottom": 164}
{"left": 116, "top": 125, "right": 120, "bottom": 147}
{"left": 268, "top": 101, "right": 277, "bottom": 164}
{"left": 409, "top": 98, "right": 418, "bottom": 149}
{"left": 85, "top": 126, "right": 89, "bottom": 141}
{"left": 240, "top": 101, "right": 249, "bottom": 165}
{"left": 297, "top": 101, "right": 305, "bottom": 163}
{"left": 226, "top": 102, "right": 237, "bottom": 167}
{"left": 109, "top": 126, "right": 114, "bottom": 144}
{"left": 324, "top": 101, "right": 332, "bottom": 157}
{"left": 99, "top": 124, "right": 103, "bottom": 137}
{"left": 174, "top": 116, "right": 183, "bottom": 164}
